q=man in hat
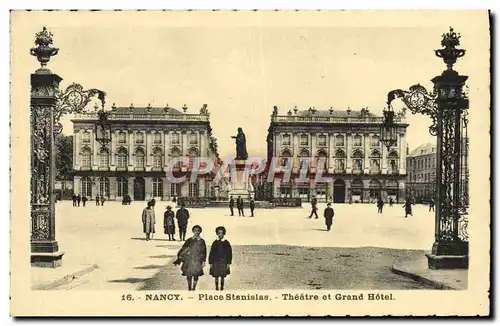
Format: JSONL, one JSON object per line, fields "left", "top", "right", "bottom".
{"left": 164, "top": 205, "right": 176, "bottom": 241}
{"left": 309, "top": 195, "right": 319, "bottom": 219}
{"left": 324, "top": 202, "right": 334, "bottom": 231}
{"left": 229, "top": 196, "right": 235, "bottom": 216}
{"left": 176, "top": 203, "right": 190, "bottom": 241}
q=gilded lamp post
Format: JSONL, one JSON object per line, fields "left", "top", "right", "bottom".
{"left": 30, "top": 27, "right": 108, "bottom": 267}
{"left": 385, "top": 27, "right": 469, "bottom": 269}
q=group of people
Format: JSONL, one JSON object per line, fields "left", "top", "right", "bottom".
{"left": 71, "top": 194, "right": 88, "bottom": 207}
{"left": 307, "top": 196, "right": 335, "bottom": 231}
{"left": 141, "top": 200, "right": 189, "bottom": 242}
{"left": 228, "top": 196, "right": 255, "bottom": 217}
{"left": 95, "top": 195, "right": 107, "bottom": 206}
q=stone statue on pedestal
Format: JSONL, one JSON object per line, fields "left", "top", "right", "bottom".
{"left": 231, "top": 127, "right": 248, "bottom": 160}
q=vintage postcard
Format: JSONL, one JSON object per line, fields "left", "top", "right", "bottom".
{"left": 10, "top": 10, "right": 490, "bottom": 316}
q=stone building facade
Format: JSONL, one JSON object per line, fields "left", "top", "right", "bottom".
{"left": 265, "top": 106, "right": 409, "bottom": 203}
{"left": 406, "top": 142, "right": 437, "bottom": 202}
{"left": 72, "top": 103, "right": 220, "bottom": 201}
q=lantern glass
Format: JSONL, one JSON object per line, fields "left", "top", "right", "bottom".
{"left": 95, "top": 122, "right": 111, "bottom": 146}
{"left": 380, "top": 124, "right": 397, "bottom": 149}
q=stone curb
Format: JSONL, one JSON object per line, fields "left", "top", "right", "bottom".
{"left": 32, "top": 264, "right": 99, "bottom": 291}
{"left": 391, "top": 265, "right": 457, "bottom": 290}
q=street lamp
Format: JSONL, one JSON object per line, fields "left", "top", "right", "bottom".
{"left": 30, "top": 27, "right": 107, "bottom": 267}
{"left": 386, "top": 27, "right": 469, "bottom": 269}
{"left": 380, "top": 106, "right": 398, "bottom": 150}
{"left": 94, "top": 103, "right": 112, "bottom": 147}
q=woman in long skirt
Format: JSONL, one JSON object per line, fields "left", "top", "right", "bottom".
{"left": 173, "top": 225, "right": 206, "bottom": 291}
{"left": 209, "top": 226, "right": 233, "bottom": 291}
{"left": 142, "top": 201, "right": 155, "bottom": 240}
{"left": 163, "top": 205, "right": 176, "bottom": 241}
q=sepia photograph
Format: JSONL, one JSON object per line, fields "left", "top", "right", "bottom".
{"left": 9, "top": 9, "right": 490, "bottom": 316}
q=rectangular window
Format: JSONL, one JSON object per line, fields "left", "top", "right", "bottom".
{"left": 353, "top": 136, "right": 362, "bottom": 147}
{"left": 135, "top": 132, "right": 144, "bottom": 144}
{"left": 153, "top": 132, "right": 162, "bottom": 144}
{"left": 189, "top": 133, "right": 198, "bottom": 145}
{"left": 170, "top": 183, "right": 181, "bottom": 197}
{"left": 279, "top": 187, "right": 292, "bottom": 198}
{"left": 189, "top": 183, "right": 199, "bottom": 198}
{"left": 335, "top": 136, "right": 345, "bottom": 147}
{"left": 282, "top": 134, "right": 291, "bottom": 146}
{"left": 172, "top": 133, "right": 180, "bottom": 144}
{"left": 371, "top": 137, "right": 380, "bottom": 147}
{"left": 118, "top": 132, "right": 126, "bottom": 144}
{"left": 317, "top": 135, "right": 327, "bottom": 147}
{"left": 300, "top": 135, "right": 308, "bottom": 146}
{"left": 82, "top": 132, "right": 91, "bottom": 143}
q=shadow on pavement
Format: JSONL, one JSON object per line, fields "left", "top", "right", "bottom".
{"left": 109, "top": 278, "right": 145, "bottom": 284}
{"left": 134, "top": 265, "right": 164, "bottom": 270}
{"left": 149, "top": 254, "right": 175, "bottom": 259}
{"left": 312, "top": 228, "right": 329, "bottom": 231}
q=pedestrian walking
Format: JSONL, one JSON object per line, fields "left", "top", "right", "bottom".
{"left": 142, "top": 201, "right": 156, "bottom": 241}
{"left": 324, "top": 202, "right": 334, "bottom": 231}
{"left": 403, "top": 198, "right": 413, "bottom": 218}
{"left": 164, "top": 205, "right": 176, "bottom": 241}
{"left": 377, "top": 197, "right": 384, "bottom": 214}
{"left": 82, "top": 195, "right": 87, "bottom": 207}
{"left": 176, "top": 203, "right": 190, "bottom": 241}
{"left": 429, "top": 199, "right": 435, "bottom": 212}
{"left": 229, "top": 196, "right": 235, "bottom": 216}
{"left": 101, "top": 195, "right": 106, "bottom": 206}
{"left": 209, "top": 226, "right": 233, "bottom": 291}
{"left": 249, "top": 198, "right": 255, "bottom": 217}
{"left": 172, "top": 196, "right": 177, "bottom": 204}
{"left": 309, "top": 196, "right": 319, "bottom": 219}
{"left": 389, "top": 197, "right": 394, "bottom": 207}
{"left": 173, "top": 225, "right": 207, "bottom": 291}
{"left": 77, "top": 194, "right": 81, "bottom": 207}
{"left": 237, "top": 196, "right": 244, "bottom": 216}
{"left": 72, "top": 194, "right": 77, "bottom": 207}
{"left": 95, "top": 195, "right": 100, "bottom": 206}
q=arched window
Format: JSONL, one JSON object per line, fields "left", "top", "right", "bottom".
{"left": 171, "top": 147, "right": 182, "bottom": 170}
{"left": 152, "top": 177, "right": 163, "bottom": 197}
{"left": 117, "top": 177, "right": 128, "bottom": 197}
{"left": 189, "top": 181, "right": 199, "bottom": 198}
{"left": 152, "top": 148, "right": 163, "bottom": 170}
{"left": 317, "top": 134, "right": 327, "bottom": 147}
{"left": 299, "top": 149, "right": 310, "bottom": 169}
{"left": 370, "top": 150, "right": 381, "bottom": 174}
{"left": 99, "top": 148, "right": 109, "bottom": 169}
{"left": 99, "top": 177, "right": 110, "bottom": 197}
{"left": 188, "top": 148, "right": 199, "bottom": 170}
{"left": 316, "top": 150, "right": 328, "bottom": 170}
{"left": 280, "top": 149, "right": 292, "bottom": 167}
{"left": 135, "top": 148, "right": 145, "bottom": 169}
{"left": 81, "top": 148, "right": 91, "bottom": 170}
{"left": 81, "top": 176, "right": 92, "bottom": 197}
{"left": 300, "top": 134, "right": 309, "bottom": 146}
{"left": 353, "top": 135, "right": 363, "bottom": 147}
{"left": 117, "top": 148, "right": 128, "bottom": 170}
{"left": 352, "top": 150, "right": 363, "bottom": 171}
{"left": 388, "top": 151, "right": 399, "bottom": 174}
{"left": 335, "top": 135, "right": 345, "bottom": 147}
{"left": 334, "top": 149, "right": 346, "bottom": 172}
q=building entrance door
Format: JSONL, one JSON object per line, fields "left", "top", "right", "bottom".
{"left": 134, "top": 177, "right": 146, "bottom": 201}
{"left": 333, "top": 179, "right": 346, "bottom": 203}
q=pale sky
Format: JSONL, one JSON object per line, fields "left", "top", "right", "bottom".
{"left": 11, "top": 11, "right": 490, "bottom": 158}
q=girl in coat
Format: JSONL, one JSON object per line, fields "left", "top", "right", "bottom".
{"left": 209, "top": 226, "right": 233, "bottom": 291}
{"left": 163, "top": 206, "right": 176, "bottom": 241}
{"left": 403, "top": 198, "right": 413, "bottom": 218}
{"left": 173, "top": 225, "right": 207, "bottom": 291}
{"left": 142, "top": 201, "right": 155, "bottom": 240}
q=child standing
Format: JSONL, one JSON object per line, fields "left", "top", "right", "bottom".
{"left": 209, "top": 226, "right": 233, "bottom": 291}
{"left": 173, "top": 225, "right": 207, "bottom": 291}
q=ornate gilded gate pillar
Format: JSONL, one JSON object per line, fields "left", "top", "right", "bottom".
{"left": 30, "top": 28, "right": 64, "bottom": 267}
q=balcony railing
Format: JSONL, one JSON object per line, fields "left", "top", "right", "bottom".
{"left": 73, "top": 112, "right": 210, "bottom": 122}
{"left": 98, "top": 166, "right": 110, "bottom": 171}
{"left": 116, "top": 166, "right": 128, "bottom": 172}
{"left": 80, "top": 166, "right": 92, "bottom": 171}
{"left": 271, "top": 115, "right": 404, "bottom": 124}
{"left": 334, "top": 169, "right": 346, "bottom": 174}
{"left": 151, "top": 167, "right": 164, "bottom": 172}
{"left": 352, "top": 169, "right": 363, "bottom": 175}
{"left": 134, "top": 167, "right": 145, "bottom": 171}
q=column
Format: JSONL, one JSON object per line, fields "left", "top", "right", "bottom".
{"left": 364, "top": 133, "right": 370, "bottom": 173}
{"left": 346, "top": 133, "right": 352, "bottom": 171}
{"left": 163, "top": 178, "right": 169, "bottom": 200}
{"left": 146, "top": 130, "right": 152, "bottom": 167}
{"left": 30, "top": 66, "right": 64, "bottom": 267}
{"left": 91, "top": 130, "right": 97, "bottom": 169}
{"left": 292, "top": 133, "right": 298, "bottom": 157}
{"left": 74, "top": 130, "right": 80, "bottom": 170}
{"left": 128, "top": 131, "right": 134, "bottom": 167}
{"left": 382, "top": 141, "right": 388, "bottom": 172}
{"left": 109, "top": 176, "right": 117, "bottom": 200}
{"left": 328, "top": 133, "right": 335, "bottom": 172}
{"left": 73, "top": 176, "right": 81, "bottom": 196}
{"left": 181, "top": 130, "right": 187, "bottom": 155}
{"left": 128, "top": 178, "right": 134, "bottom": 199}
{"left": 164, "top": 130, "right": 170, "bottom": 167}
{"left": 200, "top": 130, "right": 206, "bottom": 157}
{"left": 145, "top": 177, "right": 152, "bottom": 200}
{"left": 399, "top": 131, "right": 407, "bottom": 174}
{"left": 311, "top": 133, "right": 316, "bottom": 156}
{"left": 111, "top": 130, "right": 118, "bottom": 167}
{"left": 199, "top": 178, "right": 206, "bottom": 197}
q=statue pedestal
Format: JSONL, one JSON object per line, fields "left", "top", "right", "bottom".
{"left": 228, "top": 160, "right": 251, "bottom": 199}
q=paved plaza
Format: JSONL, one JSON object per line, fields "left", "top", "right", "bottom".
{"left": 32, "top": 201, "right": 438, "bottom": 290}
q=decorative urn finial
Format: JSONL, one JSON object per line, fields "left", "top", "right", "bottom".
{"left": 329, "top": 106, "right": 334, "bottom": 115}
{"left": 435, "top": 27, "right": 466, "bottom": 71}
{"left": 293, "top": 106, "right": 298, "bottom": 115}
{"left": 147, "top": 103, "right": 152, "bottom": 111}
{"left": 111, "top": 103, "right": 117, "bottom": 110}
{"left": 30, "top": 27, "right": 59, "bottom": 70}
{"left": 182, "top": 104, "right": 188, "bottom": 113}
